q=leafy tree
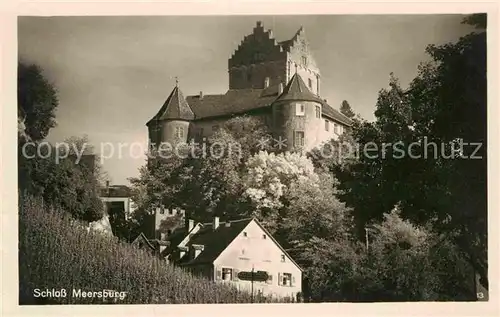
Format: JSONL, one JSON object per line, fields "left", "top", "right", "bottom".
{"left": 340, "top": 100, "right": 355, "bottom": 118}
{"left": 19, "top": 138, "right": 104, "bottom": 222}
{"left": 331, "top": 15, "right": 488, "bottom": 289}
{"left": 18, "top": 62, "right": 58, "bottom": 141}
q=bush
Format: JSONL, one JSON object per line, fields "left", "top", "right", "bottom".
{"left": 19, "top": 195, "right": 285, "bottom": 304}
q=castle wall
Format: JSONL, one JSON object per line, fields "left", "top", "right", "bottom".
{"left": 272, "top": 101, "right": 339, "bottom": 152}
{"left": 229, "top": 61, "right": 287, "bottom": 90}
{"left": 228, "top": 22, "right": 288, "bottom": 90}
{"left": 285, "top": 31, "right": 320, "bottom": 95}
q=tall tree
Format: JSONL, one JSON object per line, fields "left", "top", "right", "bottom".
{"left": 18, "top": 62, "right": 58, "bottom": 141}
{"left": 331, "top": 14, "right": 488, "bottom": 289}
{"left": 340, "top": 100, "right": 355, "bottom": 118}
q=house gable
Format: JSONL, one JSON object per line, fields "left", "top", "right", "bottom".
{"left": 213, "top": 218, "right": 302, "bottom": 272}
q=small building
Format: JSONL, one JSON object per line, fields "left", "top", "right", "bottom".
{"left": 133, "top": 213, "right": 302, "bottom": 299}
{"left": 99, "top": 182, "right": 136, "bottom": 220}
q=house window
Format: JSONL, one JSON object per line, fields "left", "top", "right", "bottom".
{"left": 175, "top": 126, "right": 184, "bottom": 139}
{"left": 281, "top": 254, "right": 285, "bottom": 262}
{"left": 308, "top": 78, "right": 313, "bottom": 89}
{"left": 334, "top": 123, "right": 339, "bottom": 134}
{"left": 222, "top": 267, "right": 233, "bottom": 281}
{"left": 262, "top": 234, "right": 267, "bottom": 239}
{"left": 282, "top": 273, "right": 292, "bottom": 286}
{"left": 294, "top": 131, "right": 305, "bottom": 148}
{"left": 315, "top": 105, "right": 321, "bottom": 118}
{"left": 325, "top": 120, "right": 329, "bottom": 131}
{"left": 296, "top": 103, "right": 305, "bottom": 116}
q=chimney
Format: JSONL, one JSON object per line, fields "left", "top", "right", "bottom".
{"left": 188, "top": 219, "right": 194, "bottom": 232}
{"left": 264, "top": 77, "right": 270, "bottom": 88}
{"left": 278, "top": 83, "right": 284, "bottom": 95}
{"left": 213, "top": 216, "right": 220, "bottom": 230}
{"left": 199, "top": 91, "right": 203, "bottom": 99}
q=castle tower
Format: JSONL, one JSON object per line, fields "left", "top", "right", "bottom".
{"left": 228, "top": 22, "right": 321, "bottom": 95}
{"left": 151, "top": 206, "right": 186, "bottom": 241}
{"left": 146, "top": 84, "right": 194, "bottom": 148}
{"left": 272, "top": 73, "right": 324, "bottom": 152}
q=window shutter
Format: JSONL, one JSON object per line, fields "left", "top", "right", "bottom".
{"left": 292, "top": 275, "right": 296, "bottom": 287}
{"left": 267, "top": 274, "right": 273, "bottom": 284}
{"left": 233, "top": 269, "right": 239, "bottom": 281}
{"left": 216, "top": 267, "right": 222, "bottom": 281}
{"left": 278, "top": 273, "right": 282, "bottom": 286}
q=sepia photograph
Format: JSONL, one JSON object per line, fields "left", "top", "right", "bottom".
{"left": 15, "top": 12, "right": 489, "bottom": 307}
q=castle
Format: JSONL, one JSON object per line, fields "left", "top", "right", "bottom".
{"left": 146, "top": 21, "right": 352, "bottom": 152}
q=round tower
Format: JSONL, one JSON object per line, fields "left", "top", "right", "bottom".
{"left": 271, "top": 73, "right": 325, "bottom": 152}
{"left": 146, "top": 84, "right": 194, "bottom": 149}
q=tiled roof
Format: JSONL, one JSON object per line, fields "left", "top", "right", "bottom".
{"left": 186, "top": 89, "right": 277, "bottom": 119}
{"left": 321, "top": 102, "right": 353, "bottom": 126}
{"left": 147, "top": 86, "right": 195, "bottom": 125}
{"left": 149, "top": 77, "right": 351, "bottom": 126}
{"left": 275, "top": 73, "right": 323, "bottom": 104}
{"left": 100, "top": 185, "right": 131, "bottom": 198}
{"left": 178, "top": 218, "right": 253, "bottom": 266}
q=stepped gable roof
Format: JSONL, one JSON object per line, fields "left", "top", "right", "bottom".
{"left": 275, "top": 73, "right": 323, "bottom": 104}
{"left": 278, "top": 26, "right": 304, "bottom": 52}
{"left": 147, "top": 86, "right": 195, "bottom": 125}
{"left": 185, "top": 88, "right": 279, "bottom": 119}
{"left": 177, "top": 218, "right": 253, "bottom": 266}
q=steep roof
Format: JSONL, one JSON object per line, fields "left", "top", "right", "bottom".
{"left": 178, "top": 218, "right": 253, "bottom": 266}
{"left": 322, "top": 103, "right": 353, "bottom": 126}
{"left": 275, "top": 73, "right": 323, "bottom": 104}
{"left": 147, "top": 86, "right": 195, "bottom": 125}
{"left": 186, "top": 88, "right": 278, "bottom": 119}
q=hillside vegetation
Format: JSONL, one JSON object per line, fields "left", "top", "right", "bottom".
{"left": 19, "top": 195, "right": 288, "bottom": 304}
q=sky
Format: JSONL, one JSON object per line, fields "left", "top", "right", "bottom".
{"left": 18, "top": 15, "right": 475, "bottom": 185}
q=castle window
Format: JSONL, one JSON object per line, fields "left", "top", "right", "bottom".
{"left": 302, "top": 56, "right": 308, "bottom": 66}
{"left": 308, "top": 78, "right": 313, "bottom": 90}
{"left": 295, "top": 103, "right": 305, "bottom": 116}
{"left": 175, "top": 126, "right": 184, "bottom": 139}
{"left": 262, "top": 234, "right": 267, "bottom": 239}
{"left": 315, "top": 105, "right": 321, "bottom": 118}
{"left": 243, "top": 231, "right": 248, "bottom": 237}
{"left": 325, "top": 120, "right": 329, "bottom": 131}
{"left": 281, "top": 254, "right": 286, "bottom": 262}
{"left": 294, "top": 131, "right": 305, "bottom": 148}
